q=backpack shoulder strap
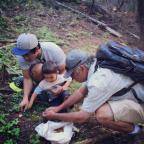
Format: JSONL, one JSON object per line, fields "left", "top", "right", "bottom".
{"left": 112, "top": 80, "right": 143, "bottom": 103}
{"left": 112, "top": 81, "right": 138, "bottom": 97}
{"left": 94, "top": 62, "right": 144, "bottom": 102}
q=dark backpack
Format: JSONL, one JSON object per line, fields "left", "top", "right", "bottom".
{"left": 95, "top": 41, "right": 144, "bottom": 102}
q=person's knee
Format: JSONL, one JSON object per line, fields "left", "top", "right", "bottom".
{"left": 30, "top": 63, "right": 43, "bottom": 82}
{"left": 95, "top": 104, "right": 113, "bottom": 124}
{"left": 95, "top": 110, "right": 109, "bottom": 124}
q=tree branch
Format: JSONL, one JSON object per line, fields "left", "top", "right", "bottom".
{"left": 55, "top": 1, "right": 122, "bottom": 37}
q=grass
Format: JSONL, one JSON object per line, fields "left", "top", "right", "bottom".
{"left": 34, "top": 26, "right": 64, "bottom": 44}
{"left": 83, "top": 44, "right": 99, "bottom": 54}
{"left": 69, "top": 81, "right": 81, "bottom": 93}
{"left": 14, "top": 26, "right": 64, "bottom": 45}
{"left": 0, "top": 17, "right": 8, "bottom": 30}
{"left": 14, "top": 15, "right": 27, "bottom": 23}
{"left": 0, "top": 45, "right": 21, "bottom": 75}
{"left": 66, "top": 31, "right": 92, "bottom": 41}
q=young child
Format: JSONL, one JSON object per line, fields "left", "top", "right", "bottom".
{"left": 28, "top": 61, "right": 72, "bottom": 109}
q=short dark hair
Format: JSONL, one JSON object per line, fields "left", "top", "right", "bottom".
{"left": 42, "top": 61, "right": 58, "bottom": 74}
{"left": 28, "top": 42, "right": 41, "bottom": 54}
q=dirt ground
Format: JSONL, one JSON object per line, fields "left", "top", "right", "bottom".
{"left": 0, "top": 1, "right": 144, "bottom": 144}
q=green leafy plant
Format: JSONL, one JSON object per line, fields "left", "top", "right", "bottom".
{"left": 10, "top": 104, "right": 20, "bottom": 113}
{"left": 0, "top": 17, "right": 7, "bottom": 30}
{"left": 4, "top": 139, "right": 15, "bottom": 144}
{"left": 0, "top": 46, "right": 21, "bottom": 75}
{"left": 0, "top": 114, "right": 7, "bottom": 125}
{"left": 14, "top": 15, "right": 26, "bottom": 23}
{"left": 0, "top": 95, "right": 4, "bottom": 103}
{"left": 10, "top": 92, "right": 23, "bottom": 113}
{"left": 69, "top": 81, "right": 81, "bottom": 93}
{"left": 0, "top": 114, "right": 20, "bottom": 139}
{"left": 30, "top": 133, "right": 41, "bottom": 144}
{"left": 35, "top": 26, "right": 64, "bottom": 45}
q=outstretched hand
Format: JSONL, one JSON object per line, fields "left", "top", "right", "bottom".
{"left": 44, "top": 106, "right": 60, "bottom": 113}
{"left": 42, "top": 105, "right": 60, "bottom": 119}
{"left": 42, "top": 109, "right": 56, "bottom": 119}
{"left": 27, "top": 101, "right": 33, "bottom": 109}
{"left": 19, "top": 98, "right": 29, "bottom": 112}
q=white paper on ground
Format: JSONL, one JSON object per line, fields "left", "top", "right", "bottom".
{"left": 35, "top": 121, "right": 74, "bottom": 144}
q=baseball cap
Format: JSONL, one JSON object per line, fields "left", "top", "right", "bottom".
{"left": 64, "top": 50, "right": 89, "bottom": 78}
{"left": 12, "top": 33, "right": 38, "bottom": 56}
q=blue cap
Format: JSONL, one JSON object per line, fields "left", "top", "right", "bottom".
{"left": 11, "top": 47, "right": 31, "bottom": 56}
{"left": 12, "top": 33, "right": 38, "bottom": 56}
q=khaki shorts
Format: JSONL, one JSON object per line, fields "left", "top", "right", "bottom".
{"left": 108, "top": 99, "right": 144, "bottom": 124}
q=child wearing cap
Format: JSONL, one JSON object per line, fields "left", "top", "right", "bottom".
{"left": 27, "top": 61, "right": 72, "bottom": 110}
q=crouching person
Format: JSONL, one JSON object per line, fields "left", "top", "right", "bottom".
{"left": 11, "top": 33, "right": 66, "bottom": 111}
{"left": 42, "top": 50, "right": 144, "bottom": 135}
{"left": 27, "top": 61, "right": 72, "bottom": 111}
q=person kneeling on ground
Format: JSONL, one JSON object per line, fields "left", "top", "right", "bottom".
{"left": 27, "top": 61, "right": 72, "bottom": 111}
{"left": 42, "top": 49, "right": 144, "bottom": 135}
{"left": 11, "top": 33, "right": 66, "bottom": 111}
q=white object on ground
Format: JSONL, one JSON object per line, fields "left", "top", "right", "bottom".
{"left": 35, "top": 121, "right": 74, "bottom": 144}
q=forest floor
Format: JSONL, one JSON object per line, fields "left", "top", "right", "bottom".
{"left": 0, "top": 1, "right": 144, "bottom": 144}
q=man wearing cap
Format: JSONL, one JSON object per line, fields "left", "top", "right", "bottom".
{"left": 12, "top": 33, "right": 66, "bottom": 111}
{"left": 42, "top": 49, "right": 144, "bottom": 135}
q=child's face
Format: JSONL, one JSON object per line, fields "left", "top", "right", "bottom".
{"left": 44, "top": 73, "right": 57, "bottom": 82}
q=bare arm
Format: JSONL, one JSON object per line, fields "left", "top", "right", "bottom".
{"left": 23, "top": 70, "right": 33, "bottom": 99}
{"left": 19, "top": 70, "right": 33, "bottom": 111}
{"left": 28, "top": 92, "right": 37, "bottom": 109}
{"left": 44, "top": 86, "right": 88, "bottom": 112}
{"left": 42, "top": 110, "right": 91, "bottom": 123}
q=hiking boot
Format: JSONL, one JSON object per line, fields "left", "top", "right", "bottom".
{"left": 9, "top": 76, "right": 23, "bottom": 92}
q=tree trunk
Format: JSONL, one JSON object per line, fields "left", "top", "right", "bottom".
{"left": 137, "top": 0, "right": 144, "bottom": 50}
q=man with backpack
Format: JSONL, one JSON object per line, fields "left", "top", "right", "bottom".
{"left": 42, "top": 42, "right": 144, "bottom": 135}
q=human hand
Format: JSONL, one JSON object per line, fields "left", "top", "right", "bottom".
{"left": 27, "top": 101, "right": 33, "bottom": 109}
{"left": 44, "top": 106, "right": 60, "bottom": 113}
{"left": 19, "top": 98, "right": 29, "bottom": 112}
{"left": 42, "top": 110, "right": 55, "bottom": 119}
